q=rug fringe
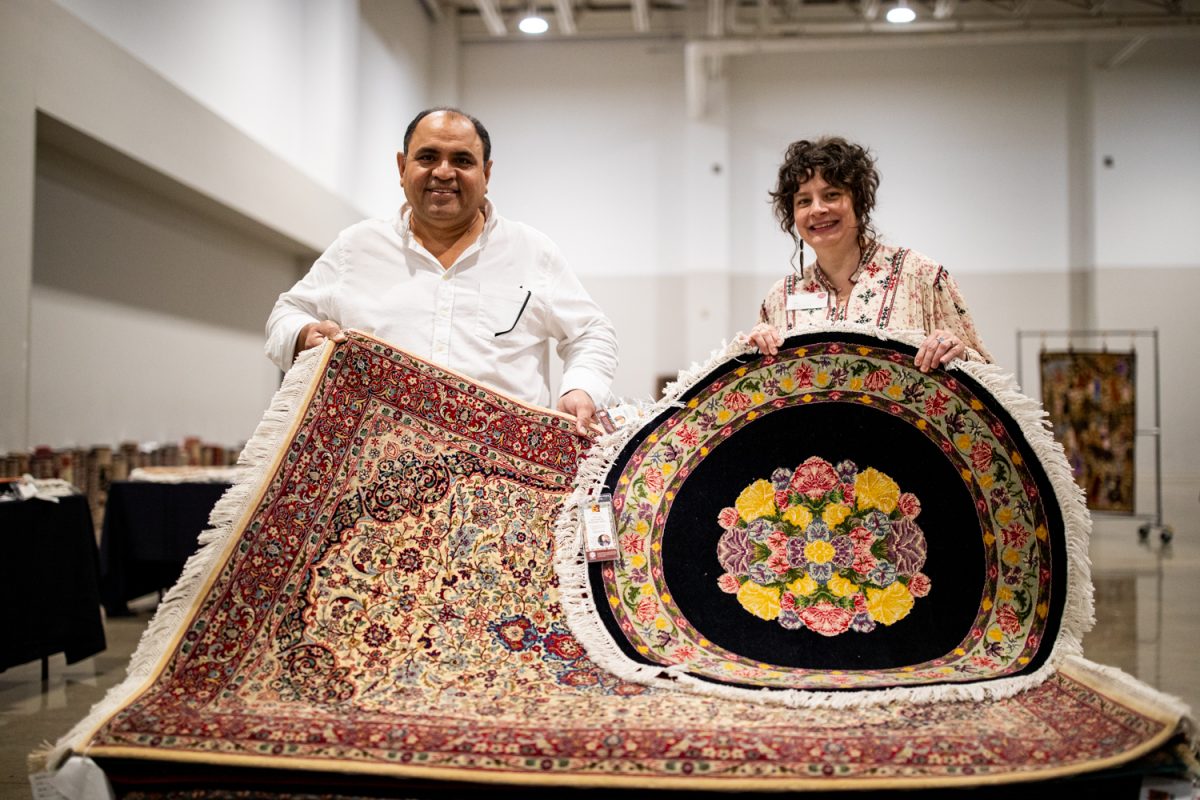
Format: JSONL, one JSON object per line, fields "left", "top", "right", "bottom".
{"left": 37, "top": 344, "right": 330, "bottom": 771}
{"left": 554, "top": 322, "right": 1104, "bottom": 710}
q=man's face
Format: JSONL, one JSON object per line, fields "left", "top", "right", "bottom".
{"left": 398, "top": 112, "right": 491, "bottom": 234}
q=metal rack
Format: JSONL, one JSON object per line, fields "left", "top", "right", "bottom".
{"left": 1015, "top": 328, "right": 1172, "bottom": 543}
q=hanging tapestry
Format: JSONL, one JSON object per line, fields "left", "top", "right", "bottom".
{"left": 1039, "top": 350, "right": 1136, "bottom": 513}
{"left": 48, "top": 330, "right": 1189, "bottom": 794}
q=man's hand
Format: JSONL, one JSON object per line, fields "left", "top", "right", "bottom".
{"left": 557, "top": 389, "right": 598, "bottom": 436}
{"left": 294, "top": 320, "right": 347, "bottom": 361}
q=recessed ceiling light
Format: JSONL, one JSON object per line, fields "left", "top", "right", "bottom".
{"left": 518, "top": 12, "right": 549, "bottom": 34}
{"left": 886, "top": 3, "right": 916, "bottom": 23}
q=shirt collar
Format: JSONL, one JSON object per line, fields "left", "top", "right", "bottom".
{"left": 804, "top": 240, "right": 880, "bottom": 290}
{"left": 395, "top": 198, "right": 497, "bottom": 241}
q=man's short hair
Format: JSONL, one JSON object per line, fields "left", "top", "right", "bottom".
{"left": 403, "top": 107, "right": 492, "bottom": 162}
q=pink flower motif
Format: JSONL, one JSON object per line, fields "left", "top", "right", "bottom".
{"left": 996, "top": 604, "right": 1021, "bottom": 635}
{"left": 774, "top": 490, "right": 791, "bottom": 509}
{"left": 924, "top": 390, "right": 950, "bottom": 417}
{"left": 643, "top": 468, "right": 664, "bottom": 494}
{"left": 849, "top": 526, "right": 874, "bottom": 546}
{"left": 852, "top": 593, "right": 868, "bottom": 613}
{"left": 674, "top": 645, "right": 698, "bottom": 660}
{"left": 908, "top": 573, "right": 931, "bottom": 597}
{"left": 889, "top": 404, "right": 902, "bottom": 415}
{"left": 717, "top": 507, "right": 741, "bottom": 529}
{"left": 852, "top": 551, "right": 878, "bottom": 575}
{"left": 677, "top": 425, "right": 699, "bottom": 447}
{"left": 717, "top": 573, "right": 741, "bottom": 593}
{"left": 897, "top": 492, "right": 921, "bottom": 519}
{"left": 780, "top": 592, "right": 797, "bottom": 611}
{"left": 789, "top": 456, "right": 840, "bottom": 499}
{"left": 766, "top": 529, "right": 789, "bottom": 551}
{"left": 828, "top": 391, "right": 843, "bottom": 401}
{"left": 619, "top": 533, "right": 641, "bottom": 553}
{"left": 795, "top": 363, "right": 814, "bottom": 387}
{"left": 796, "top": 602, "right": 853, "bottom": 637}
{"left": 841, "top": 482, "right": 856, "bottom": 506}
{"left": 864, "top": 369, "right": 892, "bottom": 392}
{"left": 970, "top": 440, "right": 993, "bottom": 472}
{"left": 828, "top": 344, "right": 843, "bottom": 354}
{"left": 767, "top": 551, "right": 790, "bottom": 575}
{"left": 724, "top": 390, "right": 752, "bottom": 412}
{"left": 772, "top": 399, "right": 787, "bottom": 409}
{"left": 634, "top": 596, "right": 658, "bottom": 624}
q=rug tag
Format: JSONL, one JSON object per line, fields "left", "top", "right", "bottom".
{"left": 581, "top": 494, "right": 618, "bottom": 562}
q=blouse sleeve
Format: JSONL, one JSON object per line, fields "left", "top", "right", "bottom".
{"left": 758, "top": 277, "right": 789, "bottom": 330}
{"left": 930, "top": 266, "right": 993, "bottom": 364}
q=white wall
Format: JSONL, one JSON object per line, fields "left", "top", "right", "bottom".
{"left": 49, "top": 0, "right": 437, "bottom": 218}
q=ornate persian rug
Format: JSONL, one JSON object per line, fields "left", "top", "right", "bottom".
{"left": 49, "top": 329, "right": 1191, "bottom": 793}
{"left": 1039, "top": 349, "right": 1137, "bottom": 513}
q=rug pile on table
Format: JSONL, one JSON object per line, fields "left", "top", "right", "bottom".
{"left": 48, "top": 329, "right": 1192, "bottom": 793}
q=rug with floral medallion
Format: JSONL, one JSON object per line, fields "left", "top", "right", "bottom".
{"left": 47, "top": 329, "right": 1191, "bottom": 795}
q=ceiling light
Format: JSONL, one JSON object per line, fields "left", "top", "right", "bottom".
{"left": 518, "top": 5, "right": 549, "bottom": 34}
{"left": 886, "top": 2, "right": 916, "bottom": 23}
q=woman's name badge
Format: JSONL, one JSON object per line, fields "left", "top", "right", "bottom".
{"left": 786, "top": 291, "right": 828, "bottom": 311}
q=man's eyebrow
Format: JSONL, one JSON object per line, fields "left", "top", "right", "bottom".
{"left": 413, "top": 145, "right": 477, "bottom": 159}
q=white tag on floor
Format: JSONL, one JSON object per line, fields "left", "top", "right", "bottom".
{"left": 30, "top": 756, "right": 115, "bottom": 800}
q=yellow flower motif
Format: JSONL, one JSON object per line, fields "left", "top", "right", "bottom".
{"left": 987, "top": 626, "right": 1004, "bottom": 642}
{"left": 970, "top": 399, "right": 984, "bottom": 411}
{"left": 687, "top": 398, "right": 698, "bottom": 408}
{"left": 955, "top": 433, "right": 972, "bottom": 451}
{"left": 640, "top": 584, "right": 655, "bottom": 596}
{"left": 796, "top": 348, "right": 807, "bottom": 357}
{"left": 736, "top": 581, "right": 781, "bottom": 621}
{"left": 1035, "top": 525, "right": 1048, "bottom": 541}
{"left": 608, "top": 595, "right": 620, "bottom": 606}
{"left": 630, "top": 553, "right": 647, "bottom": 568}
{"left": 996, "top": 507, "right": 1013, "bottom": 526}
{"left": 660, "top": 593, "right": 672, "bottom": 603}
{"left": 717, "top": 409, "right": 732, "bottom": 423}
{"left": 978, "top": 473, "right": 994, "bottom": 489}
{"left": 1011, "top": 451, "right": 1023, "bottom": 465}
{"left": 700, "top": 446, "right": 709, "bottom": 457}
{"left": 780, "top": 377, "right": 795, "bottom": 392}
{"left": 960, "top": 468, "right": 972, "bottom": 481}
{"left": 747, "top": 411, "right": 759, "bottom": 421}
{"left": 782, "top": 505, "right": 813, "bottom": 529}
{"left": 1036, "top": 602, "right": 1049, "bottom": 618}
{"left": 822, "top": 503, "right": 851, "bottom": 529}
{"left": 815, "top": 371, "right": 831, "bottom": 387}
{"left": 804, "top": 540, "right": 835, "bottom": 564}
{"left": 998, "top": 586, "right": 1013, "bottom": 602}
{"left": 849, "top": 377, "right": 864, "bottom": 391}
{"left": 855, "top": 467, "right": 900, "bottom": 514}
{"left": 735, "top": 479, "right": 776, "bottom": 522}
{"left": 751, "top": 392, "right": 766, "bottom": 404}
{"left": 983, "top": 531, "right": 995, "bottom": 547}
{"left": 789, "top": 575, "right": 818, "bottom": 597}
{"left": 982, "top": 597, "right": 993, "bottom": 611}
{"left": 827, "top": 574, "right": 859, "bottom": 597}
{"left": 736, "top": 367, "right": 748, "bottom": 377}
{"left": 802, "top": 394, "right": 814, "bottom": 403}
{"left": 857, "top": 347, "right": 871, "bottom": 355}
{"left": 635, "top": 520, "right": 649, "bottom": 535}
{"left": 1003, "top": 549, "right": 1021, "bottom": 566}
{"left": 655, "top": 617, "right": 669, "bottom": 630}
{"left": 648, "top": 433, "right": 659, "bottom": 443}
{"left": 661, "top": 463, "right": 675, "bottom": 476}
{"left": 866, "top": 582, "right": 914, "bottom": 625}
{"left": 886, "top": 384, "right": 903, "bottom": 399}
{"left": 637, "top": 645, "right": 649, "bottom": 654}
{"left": 916, "top": 419, "right": 927, "bottom": 430}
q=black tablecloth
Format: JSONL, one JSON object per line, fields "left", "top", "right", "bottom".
{"left": 100, "top": 481, "right": 228, "bottom": 615}
{"left": 0, "top": 493, "right": 106, "bottom": 671}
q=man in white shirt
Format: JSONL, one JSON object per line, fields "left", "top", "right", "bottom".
{"left": 265, "top": 108, "right": 618, "bottom": 434}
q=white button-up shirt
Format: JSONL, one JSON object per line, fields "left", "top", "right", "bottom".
{"left": 265, "top": 202, "right": 618, "bottom": 408}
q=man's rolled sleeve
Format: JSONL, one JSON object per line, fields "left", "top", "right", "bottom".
{"left": 547, "top": 262, "right": 618, "bottom": 408}
{"left": 264, "top": 246, "right": 339, "bottom": 371}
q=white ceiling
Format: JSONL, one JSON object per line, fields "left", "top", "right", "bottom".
{"left": 428, "top": 0, "right": 1200, "bottom": 45}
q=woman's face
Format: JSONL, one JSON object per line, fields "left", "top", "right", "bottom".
{"left": 792, "top": 172, "right": 858, "bottom": 253}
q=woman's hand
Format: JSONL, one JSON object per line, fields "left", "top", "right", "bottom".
{"left": 747, "top": 323, "right": 783, "bottom": 356}
{"left": 915, "top": 329, "right": 966, "bottom": 372}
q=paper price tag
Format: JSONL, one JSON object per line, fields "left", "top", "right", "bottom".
{"left": 786, "top": 291, "right": 828, "bottom": 311}
{"left": 581, "top": 494, "right": 618, "bottom": 562}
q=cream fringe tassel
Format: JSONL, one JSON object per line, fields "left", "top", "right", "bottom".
{"left": 36, "top": 343, "right": 330, "bottom": 772}
{"left": 553, "top": 322, "right": 1190, "bottom": 725}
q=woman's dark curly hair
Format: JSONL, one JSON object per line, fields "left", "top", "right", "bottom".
{"left": 769, "top": 136, "right": 880, "bottom": 248}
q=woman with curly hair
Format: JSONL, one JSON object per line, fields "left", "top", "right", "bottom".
{"left": 747, "top": 137, "right": 992, "bottom": 372}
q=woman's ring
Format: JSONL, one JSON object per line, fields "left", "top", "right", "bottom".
{"left": 936, "top": 337, "right": 944, "bottom": 344}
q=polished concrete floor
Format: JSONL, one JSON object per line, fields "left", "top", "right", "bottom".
{"left": 3, "top": 485, "right": 1197, "bottom": 799}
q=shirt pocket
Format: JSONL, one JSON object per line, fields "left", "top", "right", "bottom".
{"left": 476, "top": 283, "right": 534, "bottom": 339}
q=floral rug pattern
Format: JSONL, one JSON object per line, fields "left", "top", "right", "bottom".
{"left": 72, "top": 333, "right": 1181, "bottom": 790}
